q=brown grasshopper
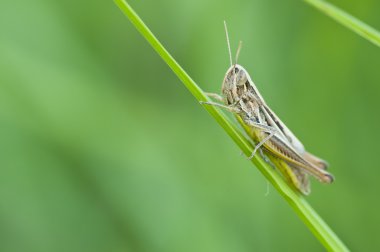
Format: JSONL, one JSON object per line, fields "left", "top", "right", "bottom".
{"left": 201, "top": 22, "right": 334, "bottom": 194}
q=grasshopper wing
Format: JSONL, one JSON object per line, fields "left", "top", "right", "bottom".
{"left": 262, "top": 104, "right": 329, "bottom": 170}
{"left": 303, "top": 152, "right": 329, "bottom": 170}
{"left": 262, "top": 104, "right": 306, "bottom": 153}
{"left": 259, "top": 131, "right": 334, "bottom": 183}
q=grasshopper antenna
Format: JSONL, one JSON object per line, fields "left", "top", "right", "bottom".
{"left": 235, "top": 41, "right": 242, "bottom": 65}
{"left": 224, "top": 21, "right": 233, "bottom": 67}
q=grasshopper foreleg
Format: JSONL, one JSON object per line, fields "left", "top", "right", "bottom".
{"left": 200, "top": 101, "right": 240, "bottom": 113}
{"left": 204, "top": 92, "right": 224, "bottom": 102}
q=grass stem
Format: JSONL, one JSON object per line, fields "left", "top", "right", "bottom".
{"left": 115, "top": 0, "right": 349, "bottom": 251}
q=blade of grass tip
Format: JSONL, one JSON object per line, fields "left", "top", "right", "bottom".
{"left": 305, "top": 0, "right": 380, "bottom": 47}
{"left": 114, "top": 0, "right": 349, "bottom": 251}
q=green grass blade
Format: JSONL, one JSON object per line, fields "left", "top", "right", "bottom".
{"left": 114, "top": 0, "right": 349, "bottom": 251}
{"left": 305, "top": 0, "right": 380, "bottom": 47}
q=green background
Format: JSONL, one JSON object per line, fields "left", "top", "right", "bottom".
{"left": 1, "top": 0, "right": 380, "bottom": 251}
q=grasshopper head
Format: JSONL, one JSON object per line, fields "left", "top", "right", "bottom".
{"left": 222, "top": 64, "right": 250, "bottom": 105}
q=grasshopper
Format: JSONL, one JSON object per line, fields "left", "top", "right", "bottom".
{"left": 201, "top": 22, "right": 334, "bottom": 194}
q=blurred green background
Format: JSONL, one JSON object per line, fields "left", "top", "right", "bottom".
{"left": 1, "top": 0, "right": 380, "bottom": 251}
